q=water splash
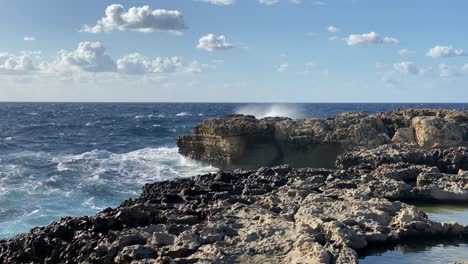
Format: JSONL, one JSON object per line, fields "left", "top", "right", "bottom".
{"left": 235, "top": 104, "right": 303, "bottom": 118}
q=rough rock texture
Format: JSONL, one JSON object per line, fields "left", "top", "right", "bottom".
{"left": 337, "top": 144, "right": 468, "bottom": 202}
{"left": 177, "top": 109, "right": 468, "bottom": 167}
{"left": 1, "top": 165, "right": 468, "bottom": 264}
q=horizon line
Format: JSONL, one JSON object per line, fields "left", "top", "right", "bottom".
{"left": 0, "top": 101, "right": 467, "bottom": 104}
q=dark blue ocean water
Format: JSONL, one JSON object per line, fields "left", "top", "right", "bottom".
{"left": 1, "top": 102, "right": 468, "bottom": 243}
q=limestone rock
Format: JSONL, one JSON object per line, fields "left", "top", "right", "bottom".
{"left": 412, "top": 116, "right": 464, "bottom": 148}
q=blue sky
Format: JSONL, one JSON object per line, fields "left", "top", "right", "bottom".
{"left": 0, "top": 0, "right": 467, "bottom": 102}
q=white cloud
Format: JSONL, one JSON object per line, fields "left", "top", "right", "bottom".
{"left": 0, "top": 53, "right": 35, "bottom": 74}
{"left": 289, "top": 0, "right": 302, "bottom": 3}
{"left": 117, "top": 53, "right": 183, "bottom": 74}
{"left": 426, "top": 45, "right": 466, "bottom": 58}
{"left": 259, "top": 0, "right": 280, "bottom": 5}
{"left": 81, "top": 4, "right": 186, "bottom": 33}
{"left": 398, "top": 49, "right": 416, "bottom": 56}
{"left": 277, "top": 63, "right": 289, "bottom": 72}
{"left": 435, "top": 64, "right": 468, "bottom": 77}
{"left": 185, "top": 61, "right": 212, "bottom": 74}
{"left": 344, "top": 32, "right": 399, "bottom": 46}
{"left": 199, "top": 0, "right": 235, "bottom": 5}
{"left": 46, "top": 42, "right": 117, "bottom": 73}
{"left": 1, "top": 41, "right": 212, "bottom": 79}
{"left": 393, "top": 62, "right": 420, "bottom": 75}
{"left": 327, "top": 26, "right": 339, "bottom": 33}
{"left": 23, "top": 36, "right": 35, "bottom": 42}
{"left": 197, "top": 34, "right": 234, "bottom": 51}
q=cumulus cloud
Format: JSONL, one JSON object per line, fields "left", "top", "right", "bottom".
{"left": 47, "top": 42, "right": 117, "bottom": 73}
{"left": 259, "top": 0, "right": 280, "bottom": 5}
{"left": 393, "top": 62, "right": 420, "bottom": 75}
{"left": 197, "top": 34, "right": 234, "bottom": 51}
{"left": 327, "top": 26, "right": 339, "bottom": 33}
{"left": 1, "top": 41, "right": 212, "bottom": 79}
{"left": 117, "top": 53, "right": 184, "bottom": 74}
{"left": 199, "top": 0, "right": 235, "bottom": 5}
{"left": 398, "top": 49, "right": 416, "bottom": 56}
{"left": 426, "top": 45, "right": 466, "bottom": 58}
{"left": 0, "top": 53, "right": 35, "bottom": 74}
{"left": 344, "top": 32, "right": 399, "bottom": 46}
{"left": 81, "top": 4, "right": 186, "bottom": 33}
{"left": 23, "top": 36, "right": 35, "bottom": 42}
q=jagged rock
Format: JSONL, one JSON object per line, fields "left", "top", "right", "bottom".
{"left": 2, "top": 165, "right": 467, "bottom": 264}
{"left": 178, "top": 109, "right": 468, "bottom": 168}
{"left": 415, "top": 171, "right": 468, "bottom": 201}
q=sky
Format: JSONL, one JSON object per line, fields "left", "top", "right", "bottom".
{"left": 0, "top": 0, "right": 467, "bottom": 102}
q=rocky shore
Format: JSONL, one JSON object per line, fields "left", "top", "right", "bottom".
{"left": 2, "top": 145, "right": 468, "bottom": 263}
{"left": 2, "top": 109, "right": 468, "bottom": 263}
{"left": 177, "top": 109, "right": 468, "bottom": 168}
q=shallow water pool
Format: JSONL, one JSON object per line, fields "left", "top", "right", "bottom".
{"left": 359, "top": 239, "right": 468, "bottom": 264}
{"left": 360, "top": 204, "right": 468, "bottom": 263}
{"left": 416, "top": 203, "right": 468, "bottom": 225}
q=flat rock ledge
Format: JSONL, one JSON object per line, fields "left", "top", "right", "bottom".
{"left": 2, "top": 151, "right": 468, "bottom": 264}
{"left": 177, "top": 109, "right": 468, "bottom": 167}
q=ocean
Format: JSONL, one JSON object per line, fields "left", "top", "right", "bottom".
{"left": 1, "top": 102, "right": 468, "bottom": 239}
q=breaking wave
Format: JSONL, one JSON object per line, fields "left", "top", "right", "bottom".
{"left": 0, "top": 147, "right": 217, "bottom": 238}
{"left": 235, "top": 104, "right": 303, "bottom": 118}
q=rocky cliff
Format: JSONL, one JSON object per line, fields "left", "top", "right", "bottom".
{"left": 2, "top": 152, "right": 468, "bottom": 264}
{"left": 177, "top": 109, "right": 468, "bottom": 168}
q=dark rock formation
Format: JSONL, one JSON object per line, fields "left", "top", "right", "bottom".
{"left": 177, "top": 109, "right": 468, "bottom": 168}
{"left": 1, "top": 164, "right": 468, "bottom": 264}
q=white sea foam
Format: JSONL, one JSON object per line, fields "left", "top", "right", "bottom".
{"left": 176, "top": 112, "right": 192, "bottom": 117}
{"left": 54, "top": 147, "right": 217, "bottom": 185}
{"left": 236, "top": 104, "right": 303, "bottom": 118}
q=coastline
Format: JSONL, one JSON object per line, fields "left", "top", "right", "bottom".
{"left": 2, "top": 108, "right": 468, "bottom": 263}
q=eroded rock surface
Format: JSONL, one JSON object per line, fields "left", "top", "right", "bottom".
{"left": 337, "top": 144, "right": 468, "bottom": 202}
{"left": 1, "top": 165, "right": 468, "bottom": 264}
{"left": 177, "top": 109, "right": 468, "bottom": 167}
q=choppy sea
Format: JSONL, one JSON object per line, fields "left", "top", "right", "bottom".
{"left": 1, "top": 102, "right": 468, "bottom": 239}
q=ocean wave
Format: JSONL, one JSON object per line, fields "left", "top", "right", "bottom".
{"left": 54, "top": 147, "right": 217, "bottom": 185}
{"left": 0, "top": 147, "right": 217, "bottom": 238}
{"left": 176, "top": 112, "right": 192, "bottom": 117}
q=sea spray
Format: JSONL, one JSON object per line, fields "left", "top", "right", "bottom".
{"left": 235, "top": 104, "right": 303, "bottom": 118}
